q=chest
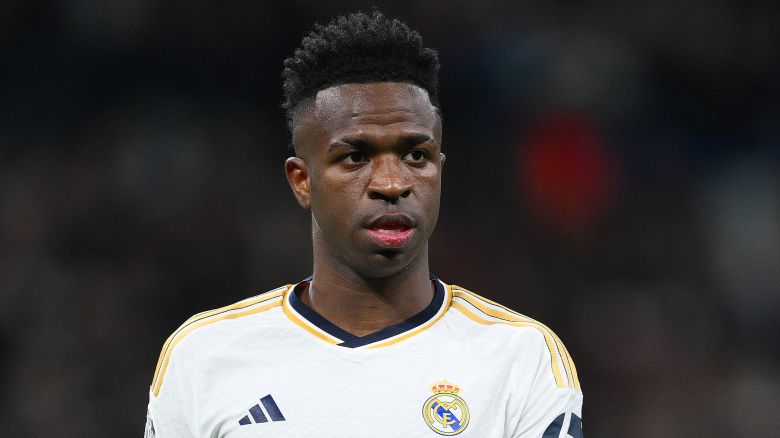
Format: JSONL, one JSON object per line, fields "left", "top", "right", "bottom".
{"left": 195, "top": 343, "right": 519, "bottom": 438}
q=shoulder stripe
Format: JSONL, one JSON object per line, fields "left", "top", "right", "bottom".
{"left": 452, "top": 289, "right": 574, "bottom": 389}
{"left": 151, "top": 286, "right": 289, "bottom": 396}
{"left": 459, "top": 290, "right": 580, "bottom": 390}
{"left": 450, "top": 300, "right": 566, "bottom": 388}
{"left": 557, "top": 335, "right": 580, "bottom": 391}
{"left": 451, "top": 287, "right": 579, "bottom": 390}
{"left": 151, "top": 287, "right": 287, "bottom": 388}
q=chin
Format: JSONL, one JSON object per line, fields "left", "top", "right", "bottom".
{"left": 376, "top": 248, "right": 404, "bottom": 258}
{"left": 352, "top": 249, "right": 423, "bottom": 279}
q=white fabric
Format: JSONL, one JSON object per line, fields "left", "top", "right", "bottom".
{"left": 146, "top": 279, "right": 583, "bottom": 437}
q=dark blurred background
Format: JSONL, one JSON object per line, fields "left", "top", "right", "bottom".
{"left": 1, "top": 0, "right": 779, "bottom": 436}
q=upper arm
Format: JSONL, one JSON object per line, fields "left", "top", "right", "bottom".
{"left": 146, "top": 337, "right": 199, "bottom": 438}
{"left": 518, "top": 386, "right": 583, "bottom": 438}
{"left": 509, "top": 330, "right": 584, "bottom": 438}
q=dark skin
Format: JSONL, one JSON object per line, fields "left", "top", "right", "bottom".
{"left": 285, "top": 82, "right": 445, "bottom": 337}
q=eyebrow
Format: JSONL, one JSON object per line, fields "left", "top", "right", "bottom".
{"left": 329, "top": 133, "right": 432, "bottom": 151}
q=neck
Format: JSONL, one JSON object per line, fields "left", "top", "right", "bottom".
{"left": 302, "top": 246, "right": 434, "bottom": 337}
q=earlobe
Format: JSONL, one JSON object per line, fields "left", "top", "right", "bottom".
{"left": 284, "top": 157, "right": 311, "bottom": 209}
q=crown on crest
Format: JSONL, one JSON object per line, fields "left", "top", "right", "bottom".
{"left": 430, "top": 380, "right": 461, "bottom": 394}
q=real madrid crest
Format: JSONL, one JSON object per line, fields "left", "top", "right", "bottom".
{"left": 422, "top": 380, "right": 470, "bottom": 435}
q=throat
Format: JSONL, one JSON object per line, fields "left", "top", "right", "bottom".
{"left": 298, "top": 275, "right": 435, "bottom": 338}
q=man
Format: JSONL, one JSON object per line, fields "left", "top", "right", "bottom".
{"left": 146, "top": 10, "right": 582, "bottom": 437}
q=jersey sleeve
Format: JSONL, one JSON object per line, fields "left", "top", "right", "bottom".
{"left": 509, "top": 331, "right": 584, "bottom": 438}
{"left": 145, "top": 337, "right": 199, "bottom": 438}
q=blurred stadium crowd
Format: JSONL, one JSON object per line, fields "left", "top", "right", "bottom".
{"left": 1, "top": 1, "right": 778, "bottom": 436}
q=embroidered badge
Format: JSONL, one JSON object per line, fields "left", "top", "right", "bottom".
{"left": 422, "top": 380, "right": 470, "bottom": 435}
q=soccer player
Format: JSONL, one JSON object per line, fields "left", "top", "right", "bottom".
{"left": 146, "top": 10, "right": 583, "bottom": 438}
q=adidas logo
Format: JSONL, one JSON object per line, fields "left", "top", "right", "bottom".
{"left": 238, "top": 395, "right": 286, "bottom": 425}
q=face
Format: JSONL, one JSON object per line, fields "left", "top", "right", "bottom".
{"left": 285, "top": 82, "right": 444, "bottom": 279}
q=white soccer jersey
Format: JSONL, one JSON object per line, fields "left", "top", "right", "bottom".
{"left": 146, "top": 276, "right": 583, "bottom": 437}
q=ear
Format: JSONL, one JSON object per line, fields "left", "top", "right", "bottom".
{"left": 440, "top": 152, "right": 446, "bottom": 166}
{"left": 285, "top": 157, "right": 311, "bottom": 209}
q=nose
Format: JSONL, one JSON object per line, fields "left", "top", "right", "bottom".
{"left": 368, "top": 155, "right": 412, "bottom": 202}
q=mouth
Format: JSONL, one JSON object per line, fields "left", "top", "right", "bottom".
{"left": 364, "top": 214, "right": 416, "bottom": 248}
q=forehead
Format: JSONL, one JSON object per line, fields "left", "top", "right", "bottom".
{"left": 293, "top": 82, "right": 439, "bottom": 151}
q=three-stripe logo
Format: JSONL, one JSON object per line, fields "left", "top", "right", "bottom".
{"left": 238, "top": 395, "right": 286, "bottom": 426}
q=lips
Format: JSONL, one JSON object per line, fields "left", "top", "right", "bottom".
{"left": 364, "top": 214, "right": 416, "bottom": 248}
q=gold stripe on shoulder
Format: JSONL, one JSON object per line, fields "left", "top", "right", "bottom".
{"left": 452, "top": 288, "right": 574, "bottom": 388}
{"left": 151, "top": 286, "right": 289, "bottom": 396}
{"left": 151, "top": 287, "right": 288, "bottom": 389}
{"left": 450, "top": 300, "right": 566, "bottom": 388}
{"left": 452, "top": 287, "right": 577, "bottom": 389}
{"left": 458, "top": 288, "right": 580, "bottom": 390}
{"left": 452, "top": 287, "right": 579, "bottom": 390}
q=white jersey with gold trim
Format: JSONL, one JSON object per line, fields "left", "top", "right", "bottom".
{"left": 145, "top": 276, "right": 583, "bottom": 437}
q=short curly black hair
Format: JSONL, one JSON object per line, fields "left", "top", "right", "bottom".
{"left": 282, "top": 10, "right": 440, "bottom": 129}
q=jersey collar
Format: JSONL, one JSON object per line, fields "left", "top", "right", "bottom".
{"left": 282, "top": 274, "right": 451, "bottom": 349}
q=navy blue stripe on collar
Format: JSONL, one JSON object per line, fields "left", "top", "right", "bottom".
{"left": 289, "top": 281, "right": 358, "bottom": 342}
{"left": 289, "top": 274, "right": 446, "bottom": 348}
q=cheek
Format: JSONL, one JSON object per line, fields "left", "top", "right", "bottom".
{"left": 311, "top": 169, "right": 366, "bottom": 214}
{"left": 416, "top": 161, "right": 442, "bottom": 181}
{"left": 416, "top": 166, "right": 443, "bottom": 199}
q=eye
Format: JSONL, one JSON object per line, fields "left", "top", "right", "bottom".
{"left": 404, "top": 149, "right": 428, "bottom": 162}
{"left": 342, "top": 151, "right": 366, "bottom": 164}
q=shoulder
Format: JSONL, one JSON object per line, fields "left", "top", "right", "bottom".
{"left": 446, "top": 284, "right": 580, "bottom": 390}
{"left": 149, "top": 284, "right": 291, "bottom": 397}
